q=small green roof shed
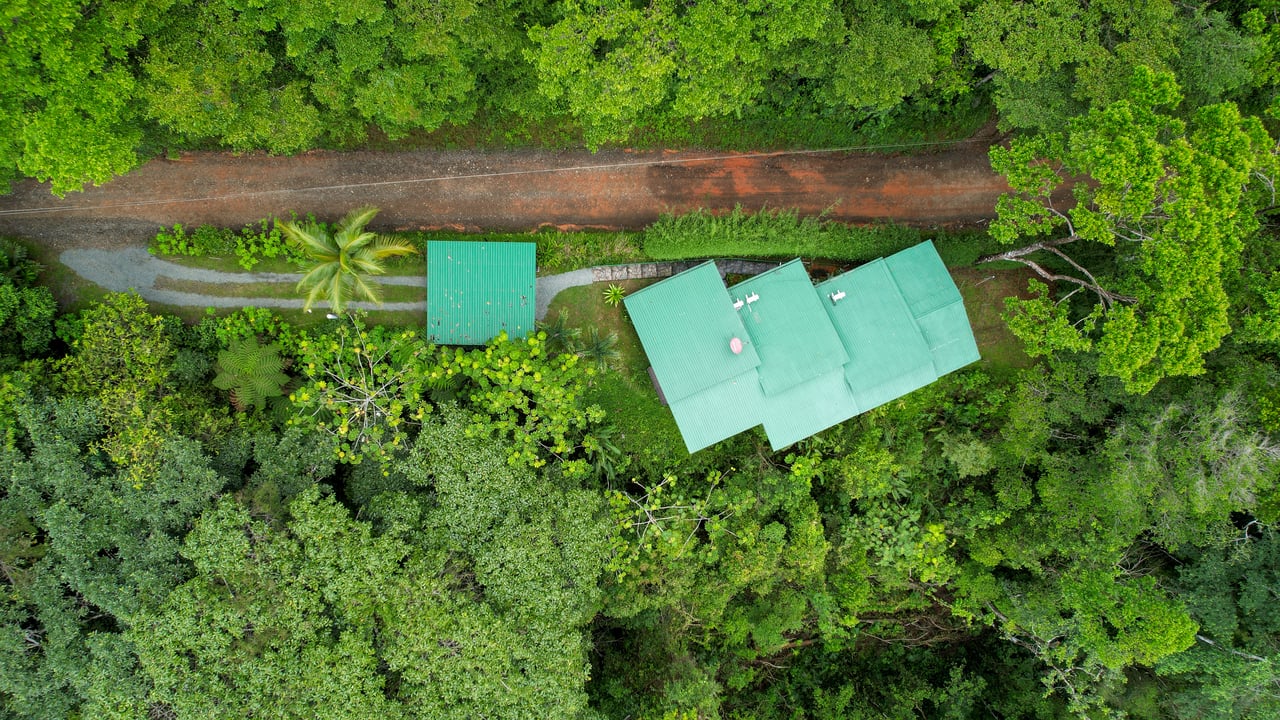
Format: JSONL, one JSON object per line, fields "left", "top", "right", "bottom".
{"left": 426, "top": 240, "right": 536, "bottom": 345}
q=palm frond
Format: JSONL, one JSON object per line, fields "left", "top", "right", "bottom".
{"left": 296, "top": 263, "right": 340, "bottom": 312}
{"left": 368, "top": 236, "right": 420, "bottom": 259}
{"left": 348, "top": 255, "right": 388, "bottom": 277}
{"left": 287, "top": 206, "right": 411, "bottom": 313}
{"left": 279, "top": 220, "right": 338, "bottom": 257}
{"left": 348, "top": 272, "right": 382, "bottom": 307}
{"left": 536, "top": 310, "right": 582, "bottom": 355}
{"left": 578, "top": 327, "right": 620, "bottom": 371}
{"left": 337, "top": 206, "right": 381, "bottom": 235}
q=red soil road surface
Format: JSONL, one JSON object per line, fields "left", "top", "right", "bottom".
{"left": 0, "top": 140, "right": 1014, "bottom": 249}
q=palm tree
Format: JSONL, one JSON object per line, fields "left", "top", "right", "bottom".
{"left": 278, "top": 206, "right": 419, "bottom": 313}
{"left": 577, "top": 327, "right": 620, "bottom": 371}
{"left": 536, "top": 309, "right": 582, "bottom": 355}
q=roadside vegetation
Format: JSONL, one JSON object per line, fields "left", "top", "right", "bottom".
{"left": 6, "top": 183, "right": 1279, "bottom": 718}
{"left": 5, "top": 0, "right": 1276, "bottom": 196}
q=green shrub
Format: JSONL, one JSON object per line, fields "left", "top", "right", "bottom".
{"left": 643, "top": 206, "right": 921, "bottom": 263}
{"left": 151, "top": 223, "right": 198, "bottom": 256}
{"left": 150, "top": 216, "right": 309, "bottom": 269}
{"left": 232, "top": 217, "right": 308, "bottom": 270}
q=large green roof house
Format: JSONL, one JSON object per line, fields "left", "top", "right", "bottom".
{"left": 624, "top": 241, "right": 980, "bottom": 453}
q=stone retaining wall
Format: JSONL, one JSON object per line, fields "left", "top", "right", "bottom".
{"left": 591, "top": 258, "right": 784, "bottom": 283}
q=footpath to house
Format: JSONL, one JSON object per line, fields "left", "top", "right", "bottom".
{"left": 59, "top": 247, "right": 790, "bottom": 319}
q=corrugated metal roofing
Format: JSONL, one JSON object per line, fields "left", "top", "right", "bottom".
{"left": 627, "top": 242, "right": 981, "bottom": 453}
{"left": 426, "top": 241, "right": 536, "bottom": 345}
{"left": 760, "top": 370, "right": 859, "bottom": 449}
{"left": 624, "top": 262, "right": 760, "bottom": 403}
{"left": 917, "top": 303, "right": 982, "bottom": 374}
{"left": 877, "top": 239, "right": 981, "bottom": 374}
{"left": 818, "top": 260, "right": 936, "bottom": 408}
{"left": 669, "top": 369, "right": 768, "bottom": 452}
{"left": 884, "top": 240, "right": 964, "bottom": 317}
{"left": 731, "top": 260, "right": 849, "bottom": 396}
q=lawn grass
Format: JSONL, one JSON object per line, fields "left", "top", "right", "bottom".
{"left": 545, "top": 280, "right": 654, "bottom": 383}
{"left": 544, "top": 279, "right": 690, "bottom": 466}
{"left": 586, "top": 371, "right": 687, "bottom": 470}
{"left": 952, "top": 267, "right": 1036, "bottom": 374}
{"left": 151, "top": 276, "right": 425, "bottom": 303}
{"left": 157, "top": 252, "right": 428, "bottom": 277}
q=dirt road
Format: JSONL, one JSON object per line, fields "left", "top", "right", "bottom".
{"left": 0, "top": 137, "right": 1011, "bottom": 250}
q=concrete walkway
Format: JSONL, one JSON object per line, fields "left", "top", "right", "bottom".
{"left": 59, "top": 248, "right": 782, "bottom": 319}
{"left": 62, "top": 247, "right": 609, "bottom": 318}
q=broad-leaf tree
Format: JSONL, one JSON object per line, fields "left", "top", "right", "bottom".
{"left": 982, "top": 67, "right": 1279, "bottom": 393}
{"left": 289, "top": 315, "right": 434, "bottom": 465}
{"left": 278, "top": 206, "right": 418, "bottom": 314}
{"left": 0, "top": 393, "right": 230, "bottom": 718}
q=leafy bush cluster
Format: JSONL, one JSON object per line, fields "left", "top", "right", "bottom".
{"left": 0, "top": 239, "right": 55, "bottom": 367}
{"left": 151, "top": 218, "right": 309, "bottom": 270}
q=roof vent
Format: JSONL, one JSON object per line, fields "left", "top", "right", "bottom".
{"left": 745, "top": 292, "right": 760, "bottom": 304}
{"left": 732, "top": 298, "right": 744, "bottom": 310}
{"left": 730, "top": 337, "right": 744, "bottom": 355}
{"left": 829, "top": 290, "right": 846, "bottom": 305}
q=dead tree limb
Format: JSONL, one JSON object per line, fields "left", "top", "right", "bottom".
{"left": 979, "top": 237, "right": 1138, "bottom": 308}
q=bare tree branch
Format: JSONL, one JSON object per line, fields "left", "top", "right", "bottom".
{"left": 979, "top": 238, "right": 1138, "bottom": 308}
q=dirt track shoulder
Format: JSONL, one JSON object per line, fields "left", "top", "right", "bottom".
{"left": 0, "top": 143, "right": 1011, "bottom": 253}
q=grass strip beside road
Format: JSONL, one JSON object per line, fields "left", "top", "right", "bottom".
{"left": 157, "top": 253, "right": 428, "bottom": 277}
{"left": 151, "top": 276, "right": 424, "bottom": 303}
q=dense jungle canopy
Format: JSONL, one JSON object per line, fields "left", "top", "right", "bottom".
{"left": 3, "top": 0, "right": 1280, "bottom": 719}
{"left": 3, "top": 0, "right": 1277, "bottom": 193}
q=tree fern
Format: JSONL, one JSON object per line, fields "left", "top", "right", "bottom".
{"left": 212, "top": 337, "right": 291, "bottom": 411}
{"left": 0, "top": 238, "right": 42, "bottom": 287}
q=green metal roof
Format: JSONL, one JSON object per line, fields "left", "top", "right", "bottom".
{"left": 760, "top": 370, "right": 859, "bottom": 450}
{"left": 817, "top": 260, "right": 937, "bottom": 412}
{"left": 627, "top": 241, "right": 980, "bottom": 453}
{"left": 730, "top": 260, "right": 849, "bottom": 396}
{"left": 624, "top": 262, "right": 760, "bottom": 404}
{"left": 426, "top": 241, "right": 536, "bottom": 345}
{"left": 885, "top": 241, "right": 964, "bottom": 317}
{"left": 880, "top": 239, "right": 981, "bottom": 374}
{"left": 917, "top": 303, "right": 982, "bottom": 375}
{"left": 669, "top": 370, "right": 768, "bottom": 452}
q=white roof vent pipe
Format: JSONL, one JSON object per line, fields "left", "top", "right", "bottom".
{"left": 829, "top": 290, "right": 846, "bottom": 305}
{"left": 745, "top": 292, "right": 760, "bottom": 304}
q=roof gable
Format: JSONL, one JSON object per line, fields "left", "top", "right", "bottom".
{"left": 624, "top": 262, "right": 760, "bottom": 404}
{"left": 730, "top": 260, "right": 849, "bottom": 396}
{"left": 817, "top": 260, "right": 936, "bottom": 410}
